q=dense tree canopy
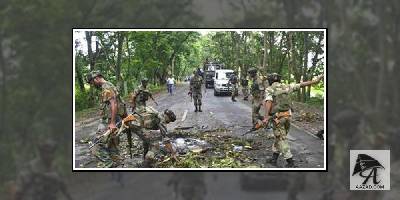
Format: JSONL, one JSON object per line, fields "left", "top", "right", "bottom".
{"left": 75, "top": 30, "right": 325, "bottom": 110}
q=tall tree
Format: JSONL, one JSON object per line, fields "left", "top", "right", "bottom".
{"left": 262, "top": 31, "right": 268, "bottom": 70}
{"left": 74, "top": 40, "right": 85, "bottom": 92}
{"left": 116, "top": 32, "right": 124, "bottom": 93}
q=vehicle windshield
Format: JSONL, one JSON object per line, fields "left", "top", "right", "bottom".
{"left": 225, "top": 72, "right": 234, "bottom": 79}
{"left": 216, "top": 72, "right": 233, "bottom": 80}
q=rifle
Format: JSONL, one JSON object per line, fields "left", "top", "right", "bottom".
{"left": 148, "top": 93, "right": 158, "bottom": 106}
{"left": 188, "top": 90, "right": 192, "bottom": 101}
{"left": 242, "top": 116, "right": 275, "bottom": 136}
{"left": 89, "top": 114, "right": 137, "bottom": 154}
{"left": 137, "top": 89, "right": 158, "bottom": 106}
{"left": 126, "top": 129, "right": 133, "bottom": 159}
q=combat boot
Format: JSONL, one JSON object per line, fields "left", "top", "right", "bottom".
{"left": 198, "top": 105, "right": 202, "bottom": 112}
{"left": 195, "top": 106, "right": 198, "bottom": 112}
{"left": 231, "top": 96, "right": 237, "bottom": 102}
{"left": 267, "top": 152, "right": 279, "bottom": 166}
{"left": 285, "top": 158, "right": 295, "bottom": 168}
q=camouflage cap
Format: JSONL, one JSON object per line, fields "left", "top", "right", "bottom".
{"left": 141, "top": 78, "right": 149, "bottom": 83}
{"left": 267, "top": 73, "right": 282, "bottom": 82}
{"left": 86, "top": 71, "right": 102, "bottom": 83}
{"left": 248, "top": 68, "right": 257, "bottom": 74}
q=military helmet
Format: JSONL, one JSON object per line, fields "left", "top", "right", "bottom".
{"left": 248, "top": 67, "right": 257, "bottom": 74}
{"left": 86, "top": 71, "right": 102, "bottom": 83}
{"left": 141, "top": 78, "right": 149, "bottom": 83}
{"left": 267, "top": 73, "right": 282, "bottom": 84}
{"left": 164, "top": 109, "right": 176, "bottom": 122}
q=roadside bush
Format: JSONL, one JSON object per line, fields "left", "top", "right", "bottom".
{"left": 75, "top": 86, "right": 90, "bottom": 111}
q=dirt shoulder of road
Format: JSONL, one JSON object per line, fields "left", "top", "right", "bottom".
{"left": 291, "top": 101, "right": 324, "bottom": 135}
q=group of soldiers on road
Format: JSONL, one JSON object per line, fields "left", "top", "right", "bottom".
{"left": 187, "top": 67, "right": 323, "bottom": 168}
{"left": 85, "top": 65, "right": 323, "bottom": 168}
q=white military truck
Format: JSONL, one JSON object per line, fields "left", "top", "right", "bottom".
{"left": 213, "top": 69, "right": 234, "bottom": 96}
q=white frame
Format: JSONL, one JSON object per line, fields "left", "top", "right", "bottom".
{"left": 73, "top": 28, "right": 327, "bottom": 171}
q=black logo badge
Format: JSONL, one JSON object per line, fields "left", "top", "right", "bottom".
{"left": 352, "top": 154, "right": 384, "bottom": 184}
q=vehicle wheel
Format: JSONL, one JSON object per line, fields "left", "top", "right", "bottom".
{"left": 214, "top": 90, "right": 218, "bottom": 96}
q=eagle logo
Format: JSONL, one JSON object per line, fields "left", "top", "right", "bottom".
{"left": 352, "top": 154, "right": 384, "bottom": 184}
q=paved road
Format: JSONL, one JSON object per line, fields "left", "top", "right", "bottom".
{"left": 75, "top": 82, "right": 324, "bottom": 168}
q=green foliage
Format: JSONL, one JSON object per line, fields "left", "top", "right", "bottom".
{"left": 305, "top": 97, "right": 324, "bottom": 111}
{"left": 75, "top": 85, "right": 91, "bottom": 111}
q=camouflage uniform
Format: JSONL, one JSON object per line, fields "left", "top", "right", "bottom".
{"left": 94, "top": 81, "right": 127, "bottom": 168}
{"left": 190, "top": 72, "right": 203, "bottom": 112}
{"left": 264, "top": 82, "right": 299, "bottom": 158}
{"left": 249, "top": 69, "right": 268, "bottom": 125}
{"left": 229, "top": 73, "right": 238, "bottom": 102}
{"left": 131, "top": 83, "right": 153, "bottom": 114}
{"left": 264, "top": 82, "right": 301, "bottom": 165}
{"left": 15, "top": 140, "right": 72, "bottom": 200}
{"left": 126, "top": 107, "right": 176, "bottom": 167}
{"left": 241, "top": 78, "right": 249, "bottom": 100}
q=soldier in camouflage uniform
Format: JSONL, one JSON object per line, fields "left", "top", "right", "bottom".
{"left": 131, "top": 78, "right": 156, "bottom": 114}
{"left": 229, "top": 72, "right": 239, "bottom": 102}
{"left": 87, "top": 71, "right": 127, "bottom": 167}
{"left": 241, "top": 76, "right": 249, "bottom": 101}
{"left": 263, "top": 73, "right": 323, "bottom": 167}
{"left": 248, "top": 67, "right": 268, "bottom": 126}
{"left": 189, "top": 69, "right": 204, "bottom": 112}
{"left": 14, "top": 139, "right": 73, "bottom": 200}
{"left": 126, "top": 107, "right": 176, "bottom": 167}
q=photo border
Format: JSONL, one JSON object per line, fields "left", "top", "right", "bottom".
{"left": 72, "top": 28, "right": 328, "bottom": 172}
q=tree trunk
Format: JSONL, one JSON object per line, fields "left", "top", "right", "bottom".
{"left": 287, "top": 32, "right": 293, "bottom": 83}
{"left": 171, "top": 54, "right": 175, "bottom": 77}
{"left": 262, "top": 31, "right": 268, "bottom": 71}
{"left": 85, "top": 31, "right": 94, "bottom": 70}
{"left": 269, "top": 32, "right": 274, "bottom": 72}
{"left": 75, "top": 56, "right": 85, "bottom": 92}
{"left": 116, "top": 32, "right": 124, "bottom": 94}
{"left": 301, "top": 32, "right": 309, "bottom": 102}
{"left": 126, "top": 35, "right": 133, "bottom": 90}
{"left": 307, "top": 32, "right": 324, "bottom": 99}
{"left": 85, "top": 31, "right": 95, "bottom": 106}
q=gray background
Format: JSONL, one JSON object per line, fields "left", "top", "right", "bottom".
{"left": 1, "top": 0, "right": 399, "bottom": 199}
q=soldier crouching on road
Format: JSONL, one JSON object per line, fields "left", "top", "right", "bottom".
{"left": 86, "top": 71, "right": 127, "bottom": 167}
{"left": 126, "top": 107, "right": 177, "bottom": 167}
{"left": 189, "top": 69, "right": 204, "bottom": 112}
{"left": 263, "top": 73, "right": 323, "bottom": 167}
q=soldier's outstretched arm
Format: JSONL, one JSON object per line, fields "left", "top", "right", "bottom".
{"left": 299, "top": 75, "right": 324, "bottom": 87}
